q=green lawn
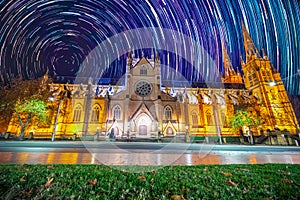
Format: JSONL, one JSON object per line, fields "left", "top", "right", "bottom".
{"left": 0, "top": 164, "right": 299, "bottom": 199}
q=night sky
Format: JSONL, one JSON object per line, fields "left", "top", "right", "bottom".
{"left": 0, "top": 0, "right": 299, "bottom": 94}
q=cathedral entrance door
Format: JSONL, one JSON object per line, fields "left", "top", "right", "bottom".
{"left": 139, "top": 125, "right": 147, "bottom": 136}
{"left": 167, "top": 127, "right": 173, "bottom": 135}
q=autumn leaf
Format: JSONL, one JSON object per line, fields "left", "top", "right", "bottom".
{"left": 151, "top": 169, "right": 156, "bottom": 174}
{"left": 20, "top": 176, "right": 26, "bottom": 182}
{"left": 88, "top": 179, "right": 97, "bottom": 186}
{"left": 44, "top": 177, "right": 54, "bottom": 187}
{"left": 281, "top": 178, "right": 292, "bottom": 184}
{"left": 243, "top": 187, "right": 249, "bottom": 194}
{"left": 220, "top": 171, "right": 232, "bottom": 177}
{"left": 235, "top": 168, "right": 250, "bottom": 172}
{"left": 171, "top": 194, "right": 185, "bottom": 200}
{"left": 47, "top": 166, "right": 54, "bottom": 169}
{"left": 182, "top": 188, "right": 189, "bottom": 193}
{"left": 225, "top": 179, "right": 238, "bottom": 187}
{"left": 137, "top": 175, "right": 146, "bottom": 181}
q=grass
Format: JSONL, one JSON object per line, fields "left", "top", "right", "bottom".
{"left": 0, "top": 164, "right": 299, "bottom": 199}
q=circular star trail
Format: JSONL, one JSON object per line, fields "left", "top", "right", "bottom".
{"left": 0, "top": 0, "right": 299, "bottom": 94}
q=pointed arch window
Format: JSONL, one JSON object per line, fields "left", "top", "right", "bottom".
{"left": 164, "top": 106, "right": 172, "bottom": 120}
{"left": 206, "top": 111, "right": 212, "bottom": 125}
{"left": 192, "top": 112, "right": 198, "bottom": 125}
{"left": 140, "top": 66, "right": 147, "bottom": 76}
{"left": 73, "top": 104, "right": 82, "bottom": 122}
{"left": 248, "top": 69, "right": 258, "bottom": 87}
{"left": 221, "top": 112, "right": 228, "bottom": 127}
{"left": 91, "top": 105, "right": 101, "bottom": 122}
{"left": 113, "top": 106, "right": 121, "bottom": 120}
{"left": 261, "top": 69, "right": 267, "bottom": 80}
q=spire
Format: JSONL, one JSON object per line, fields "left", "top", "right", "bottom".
{"left": 151, "top": 48, "right": 154, "bottom": 59}
{"left": 127, "top": 50, "right": 133, "bottom": 67}
{"left": 241, "top": 22, "right": 258, "bottom": 62}
{"left": 43, "top": 68, "right": 49, "bottom": 81}
{"left": 262, "top": 48, "right": 268, "bottom": 59}
{"left": 155, "top": 50, "right": 160, "bottom": 62}
{"left": 240, "top": 56, "right": 245, "bottom": 65}
{"left": 222, "top": 42, "right": 236, "bottom": 78}
{"left": 221, "top": 42, "right": 243, "bottom": 84}
{"left": 236, "top": 67, "right": 241, "bottom": 76}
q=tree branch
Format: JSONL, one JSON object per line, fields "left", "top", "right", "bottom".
{"left": 15, "top": 111, "right": 23, "bottom": 127}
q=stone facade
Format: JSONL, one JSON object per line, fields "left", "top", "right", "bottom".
{"left": 7, "top": 25, "right": 299, "bottom": 139}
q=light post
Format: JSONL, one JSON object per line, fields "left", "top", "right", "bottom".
{"left": 51, "top": 98, "right": 62, "bottom": 142}
{"left": 212, "top": 94, "right": 222, "bottom": 144}
{"left": 185, "top": 124, "right": 190, "bottom": 143}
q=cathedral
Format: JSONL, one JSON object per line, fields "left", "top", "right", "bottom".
{"left": 7, "top": 24, "right": 299, "bottom": 141}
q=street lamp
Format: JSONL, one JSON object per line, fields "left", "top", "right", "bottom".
{"left": 185, "top": 124, "right": 190, "bottom": 143}
{"left": 50, "top": 97, "right": 63, "bottom": 142}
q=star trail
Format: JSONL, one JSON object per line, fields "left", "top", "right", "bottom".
{"left": 0, "top": 0, "right": 299, "bottom": 94}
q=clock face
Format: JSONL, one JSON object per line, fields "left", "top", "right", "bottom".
{"left": 135, "top": 80, "right": 152, "bottom": 97}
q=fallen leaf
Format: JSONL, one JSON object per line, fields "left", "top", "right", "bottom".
{"left": 26, "top": 188, "right": 33, "bottom": 198}
{"left": 281, "top": 178, "right": 292, "bottom": 184}
{"left": 20, "top": 176, "right": 26, "bottom": 182}
{"left": 225, "top": 179, "right": 238, "bottom": 187}
{"left": 236, "top": 168, "right": 250, "bottom": 172}
{"left": 88, "top": 179, "right": 97, "bottom": 186}
{"left": 137, "top": 176, "right": 146, "bottom": 181}
{"left": 171, "top": 194, "right": 185, "bottom": 200}
{"left": 47, "top": 166, "right": 54, "bottom": 169}
{"left": 25, "top": 168, "right": 30, "bottom": 171}
{"left": 220, "top": 171, "right": 232, "bottom": 177}
{"left": 44, "top": 177, "right": 54, "bottom": 187}
{"left": 264, "top": 198, "right": 273, "bottom": 200}
{"left": 243, "top": 187, "right": 249, "bottom": 194}
{"left": 151, "top": 169, "right": 156, "bottom": 174}
{"left": 182, "top": 188, "right": 189, "bottom": 193}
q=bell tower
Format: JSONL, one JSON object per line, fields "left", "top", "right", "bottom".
{"left": 241, "top": 23, "right": 298, "bottom": 133}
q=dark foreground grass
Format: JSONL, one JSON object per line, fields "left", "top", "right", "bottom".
{"left": 0, "top": 164, "right": 299, "bottom": 200}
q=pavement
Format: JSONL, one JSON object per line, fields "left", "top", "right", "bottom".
{"left": 0, "top": 140, "right": 299, "bottom": 165}
{"left": 0, "top": 140, "right": 300, "bottom": 151}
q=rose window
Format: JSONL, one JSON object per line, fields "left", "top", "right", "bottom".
{"left": 135, "top": 81, "right": 152, "bottom": 97}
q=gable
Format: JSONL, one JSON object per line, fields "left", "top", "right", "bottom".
{"left": 131, "top": 57, "right": 155, "bottom": 76}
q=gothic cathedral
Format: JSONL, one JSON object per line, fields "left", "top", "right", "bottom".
{"left": 7, "top": 25, "right": 299, "bottom": 140}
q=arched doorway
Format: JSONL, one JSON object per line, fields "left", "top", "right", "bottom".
{"left": 136, "top": 114, "right": 151, "bottom": 136}
{"left": 167, "top": 127, "right": 173, "bottom": 136}
{"left": 114, "top": 127, "right": 119, "bottom": 137}
{"left": 139, "top": 125, "right": 147, "bottom": 136}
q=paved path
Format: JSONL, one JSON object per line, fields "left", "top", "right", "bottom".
{"left": 0, "top": 141, "right": 299, "bottom": 165}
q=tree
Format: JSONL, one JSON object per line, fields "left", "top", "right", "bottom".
{"left": 229, "top": 110, "right": 260, "bottom": 144}
{"left": 0, "top": 72, "right": 53, "bottom": 138}
{"left": 15, "top": 98, "right": 48, "bottom": 139}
